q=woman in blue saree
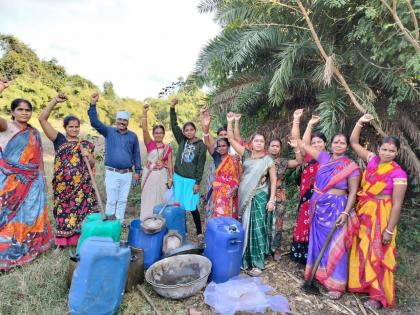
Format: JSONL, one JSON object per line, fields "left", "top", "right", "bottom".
{"left": 0, "top": 80, "right": 52, "bottom": 270}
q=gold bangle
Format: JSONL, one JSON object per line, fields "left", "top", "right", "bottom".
{"left": 342, "top": 212, "right": 349, "bottom": 216}
{"left": 356, "top": 122, "right": 364, "bottom": 127}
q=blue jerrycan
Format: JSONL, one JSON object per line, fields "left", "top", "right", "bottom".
{"left": 69, "top": 237, "right": 130, "bottom": 315}
{"left": 204, "top": 217, "right": 244, "bottom": 283}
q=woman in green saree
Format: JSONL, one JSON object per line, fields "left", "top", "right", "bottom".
{"left": 226, "top": 112, "right": 276, "bottom": 276}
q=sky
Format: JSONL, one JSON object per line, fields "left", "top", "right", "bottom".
{"left": 0, "top": 0, "right": 220, "bottom": 100}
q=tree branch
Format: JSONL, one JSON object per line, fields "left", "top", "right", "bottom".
{"left": 293, "top": 0, "right": 420, "bottom": 180}
{"left": 380, "top": 0, "right": 420, "bottom": 52}
{"left": 405, "top": 0, "right": 419, "bottom": 40}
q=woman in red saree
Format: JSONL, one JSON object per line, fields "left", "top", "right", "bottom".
{"left": 290, "top": 110, "right": 327, "bottom": 264}
{"left": 348, "top": 114, "right": 407, "bottom": 309}
{"left": 0, "top": 81, "right": 52, "bottom": 269}
{"left": 39, "top": 95, "right": 98, "bottom": 247}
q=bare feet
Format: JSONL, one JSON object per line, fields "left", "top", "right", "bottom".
{"left": 247, "top": 267, "right": 263, "bottom": 277}
{"left": 273, "top": 249, "right": 282, "bottom": 261}
{"left": 364, "top": 299, "right": 382, "bottom": 309}
{"left": 327, "top": 290, "right": 343, "bottom": 300}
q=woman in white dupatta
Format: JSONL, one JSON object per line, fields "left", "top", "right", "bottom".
{"left": 140, "top": 103, "right": 173, "bottom": 220}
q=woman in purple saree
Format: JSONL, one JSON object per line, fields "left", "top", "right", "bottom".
{"left": 297, "top": 133, "right": 360, "bottom": 299}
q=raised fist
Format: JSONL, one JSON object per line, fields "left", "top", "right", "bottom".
{"left": 359, "top": 113, "right": 374, "bottom": 124}
{"left": 308, "top": 115, "right": 320, "bottom": 126}
{"left": 0, "top": 79, "right": 10, "bottom": 92}
{"left": 143, "top": 102, "right": 150, "bottom": 113}
{"left": 170, "top": 98, "right": 178, "bottom": 108}
{"left": 293, "top": 109, "right": 303, "bottom": 120}
{"left": 227, "top": 112, "right": 235, "bottom": 122}
{"left": 91, "top": 92, "right": 100, "bottom": 105}
{"left": 234, "top": 113, "right": 242, "bottom": 121}
{"left": 54, "top": 93, "right": 68, "bottom": 103}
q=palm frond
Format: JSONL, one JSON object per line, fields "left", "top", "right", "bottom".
{"left": 316, "top": 86, "right": 348, "bottom": 140}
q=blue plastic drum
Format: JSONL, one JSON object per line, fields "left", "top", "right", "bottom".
{"left": 204, "top": 217, "right": 244, "bottom": 283}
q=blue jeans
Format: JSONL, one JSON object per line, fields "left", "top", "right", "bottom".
{"left": 104, "top": 170, "right": 132, "bottom": 221}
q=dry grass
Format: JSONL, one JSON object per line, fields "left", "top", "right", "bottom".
{"left": 0, "top": 124, "right": 419, "bottom": 315}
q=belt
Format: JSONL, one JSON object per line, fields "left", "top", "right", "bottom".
{"left": 105, "top": 166, "right": 132, "bottom": 174}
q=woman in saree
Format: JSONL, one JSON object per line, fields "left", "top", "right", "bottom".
{"left": 140, "top": 102, "right": 173, "bottom": 220}
{"left": 296, "top": 132, "right": 360, "bottom": 299}
{"left": 200, "top": 107, "right": 241, "bottom": 219}
{"left": 0, "top": 80, "right": 52, "bottom": 270}
{"left": 201, "top": 108, "right": 241, "bottom": 218}
{"left": 226, "top": 112, "right": 276, "bottom": 277}
{"left": 290, "top": 110, "right": 327, "bottom": 264}
{"left": 39, "top": 94, "right": 98, "bottom": 247}
{"left": 348, "top": 114, "right": 407, "bottom": 309}
{"left": 266, "top": 137, "right": 302, "bottom": 261}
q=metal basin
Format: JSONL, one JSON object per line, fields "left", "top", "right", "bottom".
{"left": 145, "top": 254, "right": 212, "bottom": 299}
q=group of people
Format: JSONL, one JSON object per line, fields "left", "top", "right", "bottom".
{"left": 0, "top": 79, "right": 408, "bottom": 310}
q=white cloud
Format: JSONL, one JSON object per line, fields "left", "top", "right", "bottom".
{"left": 0, "top": 0, "right": 219, "bottom": 99}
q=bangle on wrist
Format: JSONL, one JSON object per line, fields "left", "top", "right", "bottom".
{"left": 203, "top": 133, "right": 209, "bottom": 137}
{"left": 342, "top": 212, "right": 349, "bottom": 217}
{"left": 356, "top": 122, "right": 364, "bottom": 127}
{"left": 293, "top": 120, "right": 300, "bottom": 124}
{"left": 385, "top": 228, "right": 394, "bottom": 235}
{"left": 294, "top": 150, "right": 301, "bottom": 153}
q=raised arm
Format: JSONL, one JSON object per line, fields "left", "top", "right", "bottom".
{"left": 141, "top": 102, "right": 152, "bottom": 145}
{"left": 169, "top": 99, "right": 184, "bottom": 144}
{"left": 291, "top": 109, "right": 303, "bottom": 140}
{"left": 88, "top": 93, "right": 109, "bottom": 136}
{"left": 38, "top": 94, "right": 67, "bottom": 142}
{"left": 227, "top": 112, "right": 245, "bottom": 156}
{"left": 296, "top": 137, "right": 320, "bottom": 160}
{"left": 234, "top": 113, "right": 242, "bottom": 142}
{"left": 301, "top": 114, "right": 320, "bottom": 155}
{"left": 287, "top": 137, "right": 303, "bottom": 169}
{"left": 350, "top": 114, "right": 375, "bottom": 162}
{"left": 200, "top": 107, "right": 215, "bottom": 154}
{"left": 0, "top": 80, "right": 11, "bottom": 132}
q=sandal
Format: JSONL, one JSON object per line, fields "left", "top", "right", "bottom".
{"left": 327, "top": 290, "right": 343, "bottom": 300}
{"left": 247, "top": 267, "right": 263, "bottom": 277}
{"left": 364, "top": 299, "right": 382, "bottom": 310}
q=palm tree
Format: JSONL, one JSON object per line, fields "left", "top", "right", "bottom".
{"left": 194, "top": 0, "right": 420, "bottom": 180}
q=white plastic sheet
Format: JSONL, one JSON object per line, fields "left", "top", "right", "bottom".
{"left": 204, "top": 276, "right": 290, "bottom": 315}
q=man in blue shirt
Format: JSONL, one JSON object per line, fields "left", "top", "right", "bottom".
{"left": 88, "top": 93, "right": 141, "bottom": 222}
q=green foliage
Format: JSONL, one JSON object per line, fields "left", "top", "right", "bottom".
{"left": 195, "top": 0, "right": 419, "bottom": 174}
{"left": 0, "top": 34, "right": 202, "bottom": 132}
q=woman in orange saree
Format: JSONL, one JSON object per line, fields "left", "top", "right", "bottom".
{"left": 212, "top": 138, "right": 241, "bottom": 218}
{"left": 349, "top": 114, "right": 408, "bottom": 309}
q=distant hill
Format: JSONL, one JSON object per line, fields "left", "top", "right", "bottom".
{"left": 0, "top": 34, "right": 205, "bottom": 132}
